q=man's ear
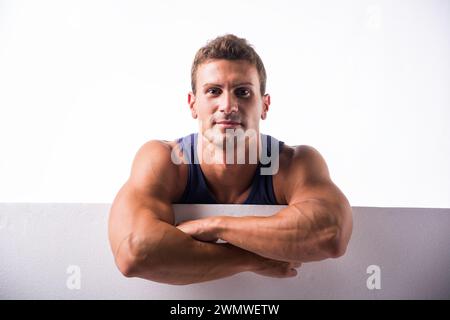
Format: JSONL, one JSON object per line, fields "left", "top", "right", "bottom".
{"left": 188, "top": 92, "right": 197, "bottom": 119}
{"left": 261, "top": 94, "right": 270, "bottom": 120}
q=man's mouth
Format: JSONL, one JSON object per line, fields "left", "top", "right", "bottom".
{"left": 214, "top": 120, "right": 241, "bottom": 128}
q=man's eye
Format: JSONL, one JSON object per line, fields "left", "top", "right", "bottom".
{"left": 207, "top": 88, "right": 221, "bottom": 95}
{"left": 236, "top": 88, "right": 250, "bottom": 97}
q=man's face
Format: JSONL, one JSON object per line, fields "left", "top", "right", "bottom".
{"left": 188, "top": 59, "right": 270, "bottom": 147}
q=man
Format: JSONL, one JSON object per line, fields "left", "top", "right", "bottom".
{"left": 108, "top": 34, "right": 353, "bottom": 285}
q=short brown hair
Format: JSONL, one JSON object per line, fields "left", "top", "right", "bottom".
{"left": 191, "top": 34, "right": 267, "bottom": 95}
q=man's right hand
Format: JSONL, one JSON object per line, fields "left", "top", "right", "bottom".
{"left": 251, "top": 257, "right": 301, "bottom": 278}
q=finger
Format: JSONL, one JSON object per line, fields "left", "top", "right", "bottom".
{"left": 277, "top": 263, "right": 298, "bottom": 278}
{"left": 288, "top": 268, "right": 298, "bottom": 277}
{"left": 176, "top": 225, "right": 192, "bottom": 234}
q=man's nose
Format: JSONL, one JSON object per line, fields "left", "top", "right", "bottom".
{"left": 219, "top": 92, "right": 238, "bottom": 114}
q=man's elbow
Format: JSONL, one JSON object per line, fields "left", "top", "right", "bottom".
{"left": 326, "top": 232, "right": 349, "bottom": 258}
{"left": 114, "top": 242, "right": 144, "bottom": 278}
{"left": 327, "top": 209, "right": 353, "bottom": 258}
{"left": 115, "top": 253, "right": 138, "bottom": 278}
{"left": 114, "top": 248, "right": 194, "bottom": 286}
{"left": 113, "top": 234, "right": 157, "bottom": 278}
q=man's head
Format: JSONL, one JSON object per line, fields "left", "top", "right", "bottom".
{"left": 191, "top": 34, "right": 267, "bottom": 96}
{"left": 188, "top": 34, "right": 270, "bottom": 148}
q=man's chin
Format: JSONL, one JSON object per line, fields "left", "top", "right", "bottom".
{"left": 204, "top": 127, "right": 255, "bottom": 146}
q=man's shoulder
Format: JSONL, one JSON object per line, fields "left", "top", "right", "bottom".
{"left": 137, "top": 138, "right": 183, "bottom": 163}
{"left": 131, "top": 139, "right": 187, "bottom": 199}
{"left": 274, "top": 143, "right": 329, "bottom": 204}
{"left": 277, "top": 144, "right": 327, "bottom": 184}
{"left": 279, "top": 144, "right": 326, "bottom": 174}
{"left": 287, "top": 144, "right": 322, "bottom": 161}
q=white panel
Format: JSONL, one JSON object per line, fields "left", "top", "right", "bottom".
{"left": 0, "top": 203, "right": 449, "bottom": 299}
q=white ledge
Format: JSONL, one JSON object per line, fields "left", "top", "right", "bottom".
{"left": 0, "top": 203, "right": 449, "bottom": 299}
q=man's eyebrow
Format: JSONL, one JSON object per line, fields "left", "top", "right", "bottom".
{"left": 202, "top": 82, "right": 255, "bottom": 88}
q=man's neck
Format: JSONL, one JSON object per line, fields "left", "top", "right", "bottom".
{"left": 196, "top": 132, "right": 262, "bottom": 203}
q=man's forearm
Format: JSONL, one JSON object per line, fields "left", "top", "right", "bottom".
{"left": 216, "top": 199, "right": 348, "bottom": 262}
{"left": 178, "top": 199, "right": 347, "bottom": 263}
{"left": 117, "top": 219, "right": 270, "bottom": 285}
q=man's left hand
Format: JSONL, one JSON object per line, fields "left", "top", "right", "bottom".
{"left": 176, "top": 217, "right": 220, "bottom": 243}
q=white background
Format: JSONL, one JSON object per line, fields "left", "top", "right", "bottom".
{"left": 0, "top": 0, "right": 449, "bottom": 207}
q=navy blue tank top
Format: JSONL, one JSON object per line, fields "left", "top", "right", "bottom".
{"left": 174, "top": 133, "right": 284, "bottom": 205}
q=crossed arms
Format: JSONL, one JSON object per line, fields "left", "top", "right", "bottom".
{"left": 108, "top": 141, "right": 353, "bottom": 285}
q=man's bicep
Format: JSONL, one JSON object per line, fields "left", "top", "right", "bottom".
{"left": 129, "top": 140, "right": 179, "bottom": 201}
{"left": 116, "top": 179, "right": 175, "bottom": 225}
{"left": 127, "top": 140, "right": 180, "bottom": 220}
{"left": 108, "top": 181, "right": 175, "bottom": 257}
{"left": 285, "top": 145, "right": 347, "bottom": 206}
{"left": 108, "top": 141, "right": 178, "bottom": 255}
{"left": 283, "top": 145, "right": 352, "bottom": 253}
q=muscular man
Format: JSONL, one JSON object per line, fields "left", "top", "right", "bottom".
{"left": 108, "top": 34, "right": 353, "bottom": 285}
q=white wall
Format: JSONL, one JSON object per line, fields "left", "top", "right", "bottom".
{"left": 0, "top": 0, "right": 449, "bottom": 207}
